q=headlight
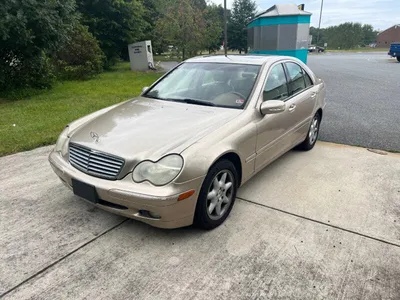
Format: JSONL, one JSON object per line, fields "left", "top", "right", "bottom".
{"left": 55, "top": 126, "right": 69, "bottom": 155}
{"left": 132, "top": 154, "right": 183, "bottom": 186}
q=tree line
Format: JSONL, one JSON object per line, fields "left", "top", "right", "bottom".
{"left": 310, "top": 23, "right": 379, "bottom": 49}
{"left": 0, "top": 0, "right": 258, "bottom": 93}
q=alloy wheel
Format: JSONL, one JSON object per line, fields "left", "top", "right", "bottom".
{"left": 206, "top": 170, "right": 234, "bottom": 220}
{"left": 309, "top": 116, "right": 319, "bottom": 145}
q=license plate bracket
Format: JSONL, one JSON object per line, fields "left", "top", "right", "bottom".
{"left": 72, "top": 179, "right": 99, "bottom": 203}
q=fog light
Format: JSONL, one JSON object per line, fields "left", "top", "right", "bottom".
{"left": 149, "top": 211, "right": 161, "bottom": 219}
{"left": 138, "top": 210, "right": 161, "bottom": 219}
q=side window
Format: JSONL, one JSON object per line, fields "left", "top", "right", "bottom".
{"left": 285, "top": 62, "right": 306, "bottom": 95}
{"left": 263, "top": 64, "right": 288, "bottom": 101}
{"left": 304, "top": 71, "right": 313, "bottom": 87}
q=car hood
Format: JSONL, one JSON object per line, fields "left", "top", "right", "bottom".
{"left": 69, "top": 97, "right": 242, "bottom": 161}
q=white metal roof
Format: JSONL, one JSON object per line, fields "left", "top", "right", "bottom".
{"left": 254, "top": 3, "right": 311, "bottom": 19}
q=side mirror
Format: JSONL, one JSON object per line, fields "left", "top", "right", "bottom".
{"left": 260, "top": 100, "right": 286, "bottom": 115}
{"left": 141, "top": 87, "right": 149, "bottom": 94}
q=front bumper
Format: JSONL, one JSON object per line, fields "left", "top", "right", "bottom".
{"left": 49, "top": 151, "right": 205, "bottom": 229}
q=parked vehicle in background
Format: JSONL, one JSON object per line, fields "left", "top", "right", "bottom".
{"left": 308, "top": 45, "right": 325, "bottom": 53}
{"left": 388, "top": 43, "right": 400, "bottom": 62}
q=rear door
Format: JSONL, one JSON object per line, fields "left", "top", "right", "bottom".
{"left": 283, "top": 62, "right": 318, "bottom": 146}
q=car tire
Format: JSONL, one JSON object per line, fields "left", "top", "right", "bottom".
{"left": 193, "top": 160, "right": 238, "bottom": 230}
{"left": 397, "top": 57, "right": 400, "bottom": 62}
{"left": 297, "top": 112, "right": 321, "bottom": 151}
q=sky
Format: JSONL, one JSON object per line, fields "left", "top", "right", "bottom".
{"left": 211, "top": 0, "right": 400, "bottom": 31}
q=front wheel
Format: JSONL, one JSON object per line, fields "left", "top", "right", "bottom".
{"left": 397, "top": 56, "right": 400, "bottom": 62}
{"left": 297, "top": 112, "right": 321, "bottom": 151}
{"left": 194, "top": 160, "right": 238, "bottom": 230}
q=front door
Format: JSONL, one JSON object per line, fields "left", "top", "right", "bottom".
{"left": 254, "top": 63, "right": 298, "bottom": 172}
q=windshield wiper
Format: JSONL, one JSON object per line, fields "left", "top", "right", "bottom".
{"left": 147, "top": 96, "right": 215, "bottom": 107}
{"left": 179, "top": 98, "right": 215, "bottom": 107}
{"left": 143, "top": 94, "right": 164, "bottom": 100}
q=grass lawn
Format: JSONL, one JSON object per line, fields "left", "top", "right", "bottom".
{"left": 0, "top": 63, "right": 162, "bottom": 156}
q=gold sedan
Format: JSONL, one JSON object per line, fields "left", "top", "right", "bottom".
{"left": 49, "top": 55, "right": 326, "bottom": 229}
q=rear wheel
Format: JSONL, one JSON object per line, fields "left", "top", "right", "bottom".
{"left": 194, "top": 160, "right": 238, "bottom": 230}
{"left": 297, "top": 112, "right": 321, "bottom": 151}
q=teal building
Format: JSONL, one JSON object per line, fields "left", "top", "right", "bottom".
{"left": 247, "top": 4, "right": 312, "bottom": 63}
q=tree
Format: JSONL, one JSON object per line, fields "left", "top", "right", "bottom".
{"left": 310, "top": 26, "right": 327, "bottom": 46}
{"left": 324, "top": 22, "right": 363, "bottom": 49}
{"left": 142, "top": 0, "right": 170, "bottom": 55}
{"left": 228, "top": 0, "right": 257, "bottom": 53}
{"left": 77, "top": 0, "right": 147, "bottom": 67}
{"left": 310, "top": 23, "right": 378, "bottom": 49}
{"left": 190, "top": 0, "right": 207, "bottom": 10}
{"left": 156, "top": 0, "right": 205, "bottom": 59}
{"left": 362, "top": 24, "right": 378, "bottom": 45}
{"left": 54, "top": 24, "right": 105, "bottom": 80}
{"left": 204, "top": 5, "right": 224, "bottom": 53}
{"left": 0, "top": 0, "right": 77, "bottom": 91}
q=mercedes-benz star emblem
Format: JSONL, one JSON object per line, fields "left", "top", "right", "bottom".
{"left": 90, "top": 131, "right": 99, "bottom": 143}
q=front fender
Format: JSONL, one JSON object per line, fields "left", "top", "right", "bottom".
{"left": 175, "top": 116, "right": 257, "bottom": 185}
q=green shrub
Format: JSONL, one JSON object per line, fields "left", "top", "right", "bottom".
{"left": 54, "top": 24, "right": 105, "bottom": 80}
{"left": 0, "top": 0, "right": 76, "bottom": 93}
{"left": 0, "top": 51, "right": 56, "bottom": 95}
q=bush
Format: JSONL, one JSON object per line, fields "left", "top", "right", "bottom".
{"left": 0, "top": 0, "right": 76, "bottom": 93}
{"left": 0, "top": 51, "right": 55, "bottom": 95}
{"left": 54, "top": 24, "right": 105, "bottom": 80}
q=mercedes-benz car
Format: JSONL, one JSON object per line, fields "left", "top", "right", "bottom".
{"left": 49, "top": 55, "right": 326, "bottom": 229}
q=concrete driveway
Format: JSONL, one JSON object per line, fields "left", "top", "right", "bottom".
{"left": 1, "top": 143, "right": 400, "bottom": 299}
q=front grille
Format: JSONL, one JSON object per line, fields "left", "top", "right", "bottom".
{"left": 68, "top": 143, "right": 125, "bottom": 180}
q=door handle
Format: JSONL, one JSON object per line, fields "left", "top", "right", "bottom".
{"left": 288, "top": 104, "right": 296, "bottom": 112}
{"left": 311, "top": 92, "right": 317, "bottom": 98}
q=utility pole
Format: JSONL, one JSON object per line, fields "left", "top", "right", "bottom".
{"left": 316, "top": 0, "right": 324, "bottom": 46}
{"left": 224, "top": 0, "right": 228, "bottom": 56}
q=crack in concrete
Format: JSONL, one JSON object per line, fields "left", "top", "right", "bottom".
{"left": 0, "top": 218, "right": 128, "bottom": 299}
{"left": 237, "top": 196, "right": 400, "bottom": 249}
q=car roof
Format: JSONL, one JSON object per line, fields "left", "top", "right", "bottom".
{"left": 184, "top": 55, "right": 288, "bottom": 66}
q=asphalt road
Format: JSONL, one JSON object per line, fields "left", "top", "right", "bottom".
{"left": 308, "top": 52, "right": 400, "bottom": 152}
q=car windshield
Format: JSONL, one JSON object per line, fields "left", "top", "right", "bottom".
{"left": 144, "top": 62, "right": 261, "bottom": 109}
